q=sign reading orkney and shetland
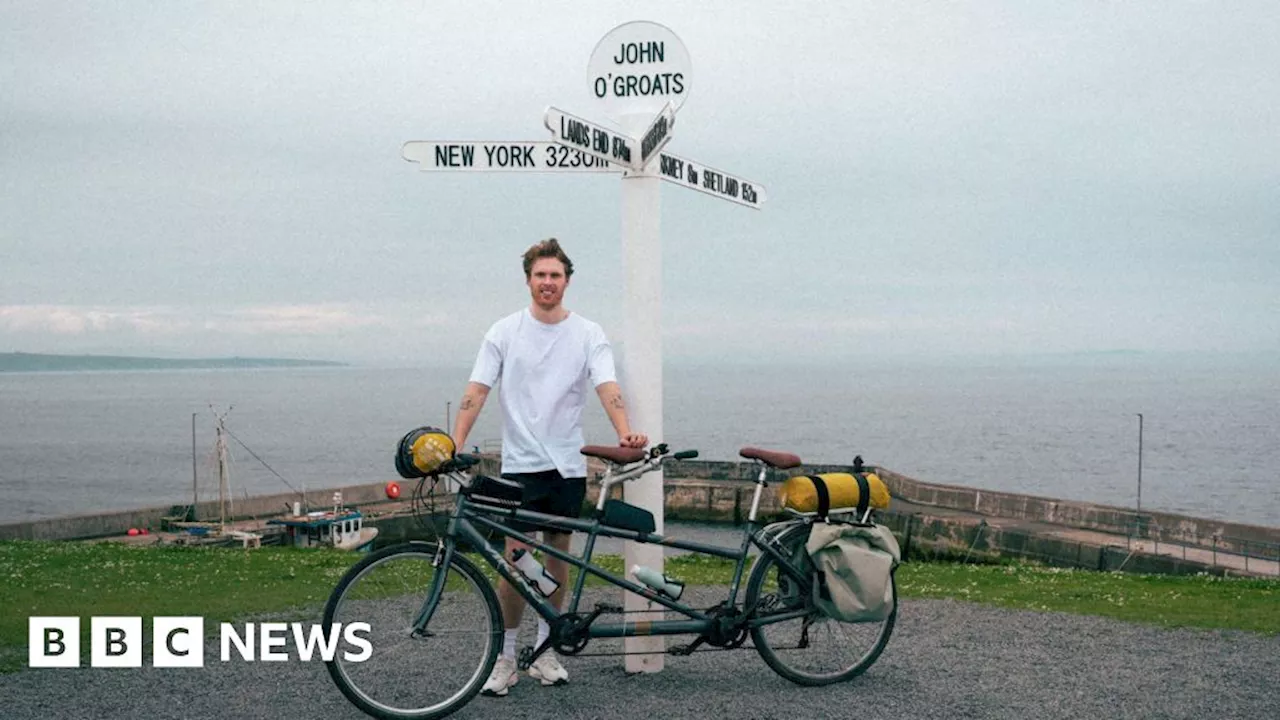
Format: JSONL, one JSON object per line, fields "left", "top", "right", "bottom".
{"left": 658, "top": 151, "right": 763, "bottom": 208}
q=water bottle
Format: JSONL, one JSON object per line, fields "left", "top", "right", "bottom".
{"left": 632, "top": 564, "right": 684, "bottom": 600}
{"left": 511, "top": 549, "right": 560, "bottom": 597}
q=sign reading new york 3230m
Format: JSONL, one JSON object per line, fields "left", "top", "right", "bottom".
{"left": 588, "top": 20, "right": 691, "bottom": 121}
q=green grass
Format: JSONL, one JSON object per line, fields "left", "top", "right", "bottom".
{"left": 2, "top": 541, "right": 1276, "bottom": 672}
{"left": 895, "top": 561, "right": 1279, "bottom": 634}
{"left": 1, "top": 541, "right": 354, "bottom": 672}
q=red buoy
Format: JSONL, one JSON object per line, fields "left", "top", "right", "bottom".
{"left": 385, "top": 481, "right": 402, "bottom": 500}
{"left": 127, "top": 528, "right": 140, "bottom": 536}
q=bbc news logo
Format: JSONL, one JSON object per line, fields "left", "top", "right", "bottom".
{"left": 29, "top": 617, "right": 371, "bottom": 668}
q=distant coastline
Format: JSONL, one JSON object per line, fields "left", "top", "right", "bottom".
{"left": 0, "top": 352, "right": 348, "bottom": 373}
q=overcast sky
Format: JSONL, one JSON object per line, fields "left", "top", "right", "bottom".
{"left": 2, "top": 1, "right": 1277, "bottom": 366}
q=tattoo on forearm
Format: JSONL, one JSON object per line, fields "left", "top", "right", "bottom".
{"left": 460, "top": 397, "right": 475, "bottom": 411}
{"left": 610, "top": 394, "right": 625, "bottom": 410}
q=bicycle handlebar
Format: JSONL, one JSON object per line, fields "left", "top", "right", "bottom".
{"left": 646, "top": 443, "right": 697, "bottom": 461}
{"left": 439, "top": 453, "right": 480, "bottom": 474}
{"left": 441, "top": 445, "right": 693, "bottom": 478}
{"left": 634, "top": 445, "right": 698, "bottom": 466}
{"left": 598, "top": 445, "right": 699, "bottom": 485}
{"left": 437, "top": 445, "right": 695, "bottom": 486}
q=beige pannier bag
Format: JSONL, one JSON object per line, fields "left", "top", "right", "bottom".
{"left": 804, "top": 522, "right": 901, "bottom": 622}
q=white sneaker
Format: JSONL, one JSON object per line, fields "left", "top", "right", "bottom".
{"left": 528, "top": 653, "right": 569, "bottom": 686}
{"left": 481, "top": 656, "right": 519, "bottom": 696}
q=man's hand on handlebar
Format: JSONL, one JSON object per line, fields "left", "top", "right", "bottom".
{"left": 619, "top": 432, "right": 648, "bottom": 449}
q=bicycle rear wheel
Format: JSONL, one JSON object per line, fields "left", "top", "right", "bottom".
{"left": 745, "top": 524, "right": 896, "bottom": 686}
{"left": 324, "top": 543, "right": 501, "bottom": 720}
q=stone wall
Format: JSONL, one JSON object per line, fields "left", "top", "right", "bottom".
{"left": 0, "top": 481, "right": 395, "bottom": 541}
{"left": 872, "top": 467, "right": 1277, "bottom": 555}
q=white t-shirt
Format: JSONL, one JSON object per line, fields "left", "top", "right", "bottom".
{"left": 469, "top": 308, "right": 618, "bottom": 478}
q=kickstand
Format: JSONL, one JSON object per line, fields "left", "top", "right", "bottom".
{"left": 798, "top": 616, "right": 813, "bottom": 649}
{"left": 669, "top": 636, "right": 706, "bottom": 656}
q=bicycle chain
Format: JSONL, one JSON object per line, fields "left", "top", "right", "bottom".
{"left": 544, "top": 641, "right": 810, "bottom": 658}
{"left": 541, "top": 602, "right": 773, "bottom": 658}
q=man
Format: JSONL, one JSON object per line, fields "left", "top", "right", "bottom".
{"left": 452, "top": 237, "right": 648, "bottom": 697}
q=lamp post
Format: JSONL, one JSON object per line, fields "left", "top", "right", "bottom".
{"left": 1136, "top": 413, "right": 1144, "bottom": 513}
{"left": 191, "top": 413, "right": 198, "bottom": 521}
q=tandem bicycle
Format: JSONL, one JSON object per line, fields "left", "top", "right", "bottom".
{"left": 323, "top": 443, "right": 897, "bottom": 719}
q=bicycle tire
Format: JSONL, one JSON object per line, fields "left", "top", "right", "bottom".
{"left": 324, "top": 543, "right": 502, "bottom": 720}
{"left": 745, "top": 524, "right": 896, "bottom": 686}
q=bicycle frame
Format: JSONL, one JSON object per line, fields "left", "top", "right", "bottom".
{"left": 411, "top": 461, "right": 814, "bottom": 643}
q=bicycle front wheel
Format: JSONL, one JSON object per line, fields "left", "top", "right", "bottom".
{"left": 745, "top": 524, "right": 896, "bottom": 686}
{"left": 324, "top": 543, "right": 501, "bottom": 720}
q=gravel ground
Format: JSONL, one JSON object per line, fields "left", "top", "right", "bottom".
{"left": 4, "top": 588, "right": 1276, "bottom": 720}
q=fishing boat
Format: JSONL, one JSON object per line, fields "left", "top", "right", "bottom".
{"left": 268, "top": 492, "right": 378, "bottom": 552}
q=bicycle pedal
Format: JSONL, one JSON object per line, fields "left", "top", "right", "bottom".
{"left": 516, "top": 645, "right": 534, "bottom": 671}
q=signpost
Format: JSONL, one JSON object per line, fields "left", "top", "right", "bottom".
{"left": 579, "top": 21, "right": 684, "bottom": 674}
{"left": 403, "top": 21, "right": 766, "bottom": 673}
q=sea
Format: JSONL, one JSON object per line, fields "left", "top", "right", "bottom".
{"left": 0, "top": 355, "right": 1276, "bottom": 528}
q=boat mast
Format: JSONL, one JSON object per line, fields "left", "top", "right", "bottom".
{"left": 216, "top": 414, "right": 229, "bottom": 532}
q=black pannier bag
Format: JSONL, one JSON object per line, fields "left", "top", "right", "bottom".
{"left": 600, "top": 499, "right": 656, "bottom": 533}
{"left": 464, "top": 474, "right": 524, "bottom": 508}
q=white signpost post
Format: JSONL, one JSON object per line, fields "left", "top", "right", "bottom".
{"left": 402, "top": 20, "right": 766, "bottom": 674}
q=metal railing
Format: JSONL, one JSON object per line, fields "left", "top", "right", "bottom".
{"left": 1119, "top": 517, "right": 1280, "bottom": 576}
{"left": 886, "top": 510, "right": 1280, "bottom": 577}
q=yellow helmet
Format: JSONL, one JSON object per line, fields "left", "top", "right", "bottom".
{"left": 394, "top": 426, "right": 457, "bottom": 478}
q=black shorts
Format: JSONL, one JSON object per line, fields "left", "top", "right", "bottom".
{"left": 501, "top": 469, "right": 587, "bottom": 534}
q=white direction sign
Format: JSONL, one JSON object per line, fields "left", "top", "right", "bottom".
{"left": 402, "top": 141, "right": 618, "bottom": 172}
{"left": 637, "top": 103, "right": 676, "bottom": 169}
{"left": 656, "top": 152, "right": 767, "bottom": 209}
{"left": 544, "top": 106, "right": 638, "bottom": 169}
{"left": 588, "top": 21, "right": 692, "bottom": 121}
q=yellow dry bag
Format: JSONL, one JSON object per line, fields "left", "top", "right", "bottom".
{"left": 780, "top": 472, "right": 891, "bottom": 517}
